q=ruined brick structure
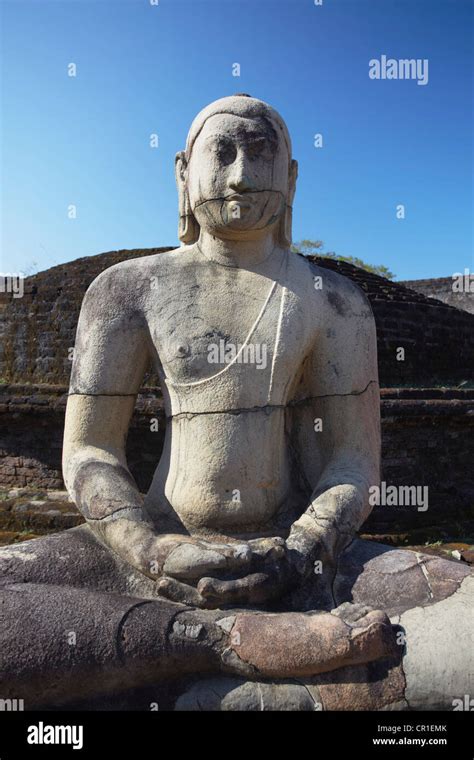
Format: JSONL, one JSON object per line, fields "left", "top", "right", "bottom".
{"left": 400, "top": 276, "right": 474, "bottom": 315}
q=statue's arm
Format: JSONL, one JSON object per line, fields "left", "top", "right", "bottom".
{"left": 62, "top": 265, "right": 164, "bottom": 575}
{"left": 286, "top": 277, "right": 380, "bottom": 576}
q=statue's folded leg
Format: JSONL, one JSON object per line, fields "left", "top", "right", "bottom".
{"left": 0, "top": 581, "right": 232, "bottom": 709}
{"left": 332, "top": 538, "right": 474, "bottom": 710}
{"left": 333, "top": 538, "right": 473, "bottom": 616}
{"left": 3, "top": 531, "right": 470, "bottom": 710}
{"left": 174, "top": 657, "right": 407, "bottom": 712}
{"left": 0, "top": 525, "right": 160, "bottom": 599}
{"left": 0, "top": 580, "right": 396, "bottom": 709}
{"left": 0, "top": 529, "right": 397, "bottom": 709}
{"left": 174, "top": 600, "right": 405, "bottom": 711}
{"left": 0, "top": 528, "right": 229, "bottom": 708}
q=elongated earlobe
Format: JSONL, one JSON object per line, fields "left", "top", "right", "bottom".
{"left": 175, "top": 151, "right": 200, "bottom": 244}
{"left": 279, "top": 159, "right": 298, "bottom": 247}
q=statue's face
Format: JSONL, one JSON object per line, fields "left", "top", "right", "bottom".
{"left": 186, "top": 113, "right": 290, "bottom": 239}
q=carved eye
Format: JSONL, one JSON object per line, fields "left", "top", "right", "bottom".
{"left": 216, "top": 141, "right": 237, "bottom": 166}
{"left": 247, "top": 139, "right": 266, "bottom": 159}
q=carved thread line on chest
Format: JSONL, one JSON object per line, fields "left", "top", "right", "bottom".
{"left": 168, "top": 279, "right": 278, "bottom": 386}
{"left": 66, "top": 379, "right": 378, "bottom": 407}
{"left": 165, "top": 285, "right": 289, "bottom": 410}
{"left": 163, "top": 246, "right": 290, "bottom": 394}
{"left": 165, "top": 379, "right": 379, "bottom": 421}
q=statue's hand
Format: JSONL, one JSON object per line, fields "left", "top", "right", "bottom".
{"left": 96, "top": 518, "right": 288, "bottom": 607}
{"left": 284, "top": 522, "right": 340, "bottom": 610}
{"left": 95, "top": 520, "right": 256, "bottom": 584}
{"left": 155, "top": 535, "right": 292, "bottom": 608}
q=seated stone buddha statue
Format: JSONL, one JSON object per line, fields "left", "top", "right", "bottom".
{"left": 0, "top": 95, "right": 472, "bottom": 711}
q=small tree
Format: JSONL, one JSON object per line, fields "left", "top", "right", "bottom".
{"left": 291, "top": 239, "right": 395, "bottom": 280}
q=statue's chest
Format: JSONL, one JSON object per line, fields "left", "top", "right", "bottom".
{"left": 148, "top": 278, "right": 313, "bottom": 391}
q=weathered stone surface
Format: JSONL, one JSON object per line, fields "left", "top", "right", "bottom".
{"left": 334, "top": 539, "right": 471, "bottom": 616}
{"left": 315, "top": 656, "right": 407, "bottom": 711}
{"left": 174, "top": 652, "right": 407, "bottom": 711}
{"left": 0, "top": 525, "right": 159, "bottom": 599}
{"left": 400, "top": 575, "right": 474, "bottom": 710}
{"left": 175, "top": 677, "right": 321, "bottom": 711}
{"left": 0, "top": 581, "right": 210, "bottom": 708}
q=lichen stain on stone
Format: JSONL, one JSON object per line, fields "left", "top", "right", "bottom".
{"left": 327, "top": 290, "right": 347, "bottom": 317}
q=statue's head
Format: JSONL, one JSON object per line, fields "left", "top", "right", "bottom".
{"left": 175, "top": 95, "right": 298, "bottom": 246}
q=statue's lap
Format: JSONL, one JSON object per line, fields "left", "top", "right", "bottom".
{"left": 0, "top": 526, "right": 469, "bottom": 618}
{"left": 1, "top": 527, "right": 472, "bottom": 710}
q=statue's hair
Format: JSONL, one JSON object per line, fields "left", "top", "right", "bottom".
{"left": 176, "top": 94, "right": 296, "bottom": 246}
{"left": 185, "top": 94, "right": 292, "bottom": 165}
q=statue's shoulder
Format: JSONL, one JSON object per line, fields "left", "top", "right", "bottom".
{"left": 94, "top": 247, "right": 185, "bottom": 278}
{"left": 83, "top": 247, "right": 192, "bottom": 303}
{"left": 299, "top": 256, "right": 374, "bottom": 321}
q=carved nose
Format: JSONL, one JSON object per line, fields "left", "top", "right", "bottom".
{"left": 229, "top": 176, "right": 254, "bottom": 194}
{"left": 228, "top": 156, "right": 255, "bottom": 194}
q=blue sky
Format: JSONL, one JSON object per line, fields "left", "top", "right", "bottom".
{"left": 1, "top": 0, "right": 472, "bottom": 280}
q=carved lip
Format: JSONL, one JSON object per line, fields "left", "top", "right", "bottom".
{"left": 226, "top": 193, "right": 253, "bottom": 204}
